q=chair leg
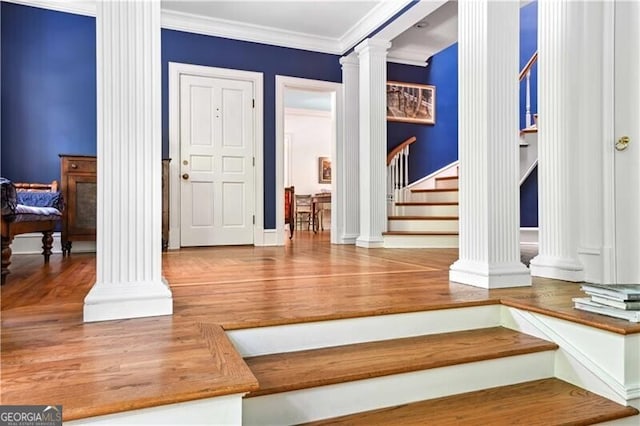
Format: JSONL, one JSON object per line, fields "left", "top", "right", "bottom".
{"left": 2, "top": 236, "right": 13, "bottom": 285}
{"left": 42, "top": 231, "right": 53, "bottom": 263}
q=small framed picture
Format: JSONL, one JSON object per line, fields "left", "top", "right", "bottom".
{"left": 386, "top": 81, "right": 435, "bottom": 124}
{"left": 318, "top": 157, "right": 331, "bottom": 184}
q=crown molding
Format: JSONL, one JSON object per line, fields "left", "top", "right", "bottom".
{"left": 4, "top": 0, "right": 417, "bottom": 56}
{"left": 2, "top": 0, "right": 95, "bottom": 16}
{"left": 161, "top": 9, "right": 341, "bottom": 54}
{"left": 339, "top": 0, "right": 414, "bottom": 52}
{"left": 387, "top": 47, "right": 430, "bottom": 67}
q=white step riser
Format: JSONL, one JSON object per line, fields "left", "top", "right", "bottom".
{"left": 410, "top": 191, "right": 458, "bottom": 203}
{"left": 394, "top": 204, "right": 459, "bottom": 216}
{"left": 435, "top": 179, "right": 458, "bottom": 189}
{"left": 243, "top": 351, "right": 556, "bottom": 426}
{"left": 388, "top": 219, "right": 459, "bottom": 233}
{"left": 227, "top": 306, "right": 500, "bottom": 357}
{"left": 383, "top": 234, "right": 459, "bottom": 248}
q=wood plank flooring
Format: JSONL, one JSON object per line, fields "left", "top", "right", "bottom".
{"left": 1, "top": 231, "right": 639, "bottom": 421}
{"left": 245, "top": 327, "right": 558, "bottom": 398}
{"left": 304, "top": 378, "right": 640, "bottom": 426}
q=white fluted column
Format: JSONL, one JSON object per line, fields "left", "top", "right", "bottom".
{"left": 530, "top": 0, "right": 584, "bottom": 281}
{"left": 338, "top": 53, "right": 360, "bottom": 244}
{"left": 355, "top": 39, "right": 390, "bottom": 248}
{"left": 85, "top": 0, "right": 172, "bottom": 322}
{"left": 450, "top": 0, "right": 531, "bottom": 288}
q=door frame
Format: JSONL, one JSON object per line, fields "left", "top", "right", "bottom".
{"left": 168, "top": 62, "right": 264, "bottom": 249}
{"left": 275, "top": 76, "right": 343, "bottom": 245}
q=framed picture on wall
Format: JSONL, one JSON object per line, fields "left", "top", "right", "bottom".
{"left": 318, "top": 157, "right": 331, "bottom": 184}
{"left": 386, "top": 81, "right": 435, "bottom": 125}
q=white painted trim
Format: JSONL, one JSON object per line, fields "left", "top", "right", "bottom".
{"left": 254, "top": 229, "right": 278, "bottom": 247}
{"left": 520, "top": 227, "right": 539, "bottom": 246}
{"left": 275, "top": 75, "right": 343, "bottom": 245}
{"left": 227, "top": 305, "right": 500, "bottom": 357}
{"left": 502, "top": 307, "right": 640, "bottom": 403}
{"left": 530, "top": 255, "right": 585, "bottom": 282}
{"left": 520, "top": 159, "right": 538, "bottom": 186}
{"left": 243, "top": 352, "right": 555, "bottom": 426}
{"left": 66, "top": 393, "right": 244, "bottom": 425}
{"left": 407, "top": 160, "right": 459, "bottom": 190}
{"left": 374, "top": 0, "right": 448, "bottom": 43}
{"left": 387, "top": 56, "right": 429, "bottom": 67}
{"left": 3, "top": 0, "right": 96, "bottom": 17}
{"left": 168, "top": 62, "right": 264, "bottom": 249}
{"left": 284, "top": 107, "right": 332, "bottom": 118}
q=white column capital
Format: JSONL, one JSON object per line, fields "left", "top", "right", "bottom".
{"left": 339, "top": 53, "right": 359, "bottom": 68}
{"left": 354, "top": 38, "right": 392, "bottom": 56}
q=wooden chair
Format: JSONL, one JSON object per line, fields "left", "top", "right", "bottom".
{"left": 284, "top": 186, "right": 295, "bottom": 239}
{"left": 295, "top": 194, "right": 313, "bottom": 231}
{"left": 1, "top": 181, "right": 62, "bottom": 284}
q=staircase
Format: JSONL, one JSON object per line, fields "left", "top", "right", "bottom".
{"left": 232, "top": 306, "right": 639, "bottom": 425}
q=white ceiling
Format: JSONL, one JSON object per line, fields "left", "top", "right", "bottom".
{"left": 8, "top": 0, "right": 459, "bottom": 65}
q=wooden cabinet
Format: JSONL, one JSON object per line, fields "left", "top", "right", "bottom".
{"left": 59, "top": 155, "right": 170, "bottom": 255}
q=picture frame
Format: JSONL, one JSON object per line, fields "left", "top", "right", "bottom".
{"left": 386, "top": 81, "right": 436, "bottom": 125}
{"left": 318, "top": 157, "right": 331, "bottom": 184}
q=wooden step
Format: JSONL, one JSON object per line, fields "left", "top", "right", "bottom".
{"left": 409, "top": 188, "right": 458, "bottom": 203}
{"left": 393, "top": 202, "right": 458, "bottom": 216}
{"left": 382, "top": 231, "right": 458, "bottom": 248}
{"left": 435, "top": 175, "right": 459, "bottom": 189}
{"left": 387, "top": 216, "right": 458, "bottom": 233}
{"left": 244, "top": 327, "right": 557, "bottom": 398}
{"left": 304, "top": 378, "right": 639, "bottom": 425}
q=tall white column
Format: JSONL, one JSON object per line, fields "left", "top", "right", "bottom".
{"left": 450, "top": 0, "right": 531, "bottom": 288}
{"left": 530, "top": 0, "right": 584, "bottom": 282}
{"left": 338, "top": 53, "right": 360, "bottom": 244}
{"left": 355, "top": 39, "right": 390, "bottom": 248}
{"left": 84, "top": 0, "right": 173, "bottom": 322}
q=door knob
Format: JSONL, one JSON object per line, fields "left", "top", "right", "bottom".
{"left": 182, "top": 173, "right": 189, "bottom": 180}
{"left": 616, "top": 136, "right": 630, "bottom": 151}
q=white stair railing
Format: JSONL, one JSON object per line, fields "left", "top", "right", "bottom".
{"left": 387, "top": 136, "right": 417, "bottom": 216}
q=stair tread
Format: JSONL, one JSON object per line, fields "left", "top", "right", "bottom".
{"left": 304, "top": 378, "right": 639, "bottom": 425}
{"left": 394, "top": 202, "right": 458, "bottom": 206}
{"left": 435, "top": 175, "right": 459, "bottom": 181}
{"left": 383, "top": 231, "right": 458, "bottom": 236}
{"left": 244, "top": 327, "right": 557, "bottom": 398}
{"left": 388, "top": 215, "right": 458, "bottom": 220}
{"left": 411, "top": 188, "right": 459, "bottom": 193}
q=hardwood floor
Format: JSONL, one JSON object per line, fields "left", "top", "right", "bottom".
{"left": 1, "top": 231, "right": 639, "bottom": 421}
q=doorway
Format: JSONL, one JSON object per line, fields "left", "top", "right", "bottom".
{"left": 275, "top": 76, "right": 343, "bottom": 245}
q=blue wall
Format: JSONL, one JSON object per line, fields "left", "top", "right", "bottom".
{"left": 0, "top": 3, "right": 342, "bottom": 230}
{"left": 161, "top": 30, "right": 342, "bottom": 229}
{"left": 1, "top": 3, "right": 96, "bottom": 182}
{"left": 387, "top": 43, "right": 458, "bottom": 184}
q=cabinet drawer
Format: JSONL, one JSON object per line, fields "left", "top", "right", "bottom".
{"left": 63, "top": 158, "right": 96, "bottom": 173}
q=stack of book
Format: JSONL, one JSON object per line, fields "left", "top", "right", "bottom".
{"left": 573, "top": 284, "right": 640, "bottom": 323}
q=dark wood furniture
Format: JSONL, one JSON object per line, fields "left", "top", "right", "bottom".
{"left": 59, "top": 155, "right": 170, "bottom": 254}
{"left": 284, "top": 186, "right": 295, "bottom": 239}
{"left": 1, "top": 181, "right": 61, "bottom": 284}
{"left": 311, "top": 192, "right": 331, "bottom": 233}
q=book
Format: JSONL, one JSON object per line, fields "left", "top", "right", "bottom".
{"left": 590, "top": 295, "right": 640, "bottom": 310}
{"left": 580, "top": 284, "right": 640, "bottom": 301}
{"left": 573, "top": 298, "right": 640, "bottom": 323}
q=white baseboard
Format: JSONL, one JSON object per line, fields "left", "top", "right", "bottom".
{"left": 520, "top": 227, "right": 539, "bottom": 245}
{"left": 11, "top": 232, "right": 96, "bottom": 254}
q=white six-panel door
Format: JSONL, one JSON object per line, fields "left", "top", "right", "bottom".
{"left": 180, "top": 74, "right": 255, "bottom": 246}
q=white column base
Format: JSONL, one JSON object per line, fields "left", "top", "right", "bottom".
{"left": 450, "top": 260, "right": 532, "bottom": 289}
{"left": 355, "top": 236, "right": 384, "bottom": 248}
{"left": 337, "top": 233, "right": 359, "bottom": 245}
{"left": 84, "top": 278, "right": 173, "bottom": 322}
{"left": 530, "top": 255, "right": 584, "bottom": 282}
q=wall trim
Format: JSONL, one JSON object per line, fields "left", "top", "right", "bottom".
{"left": 275, "top": 75, "right": 343, "bottom": 245}
{"left": 408, "top": 160, "right": 459, "bottom": 189}
{"left": 520, "top": 227, "right": 539, "bottom": 246}
{"left": 6, "top": 0, "right": 414, "bottom": 58}
{"left": 12, "top": 232, "right": 96, "bottom": 254}
{"left": 284, "top": 108, "right": 332, "bottom": 118}
{"left": 168, "top": 62, "right": 264, "bottom": 249}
